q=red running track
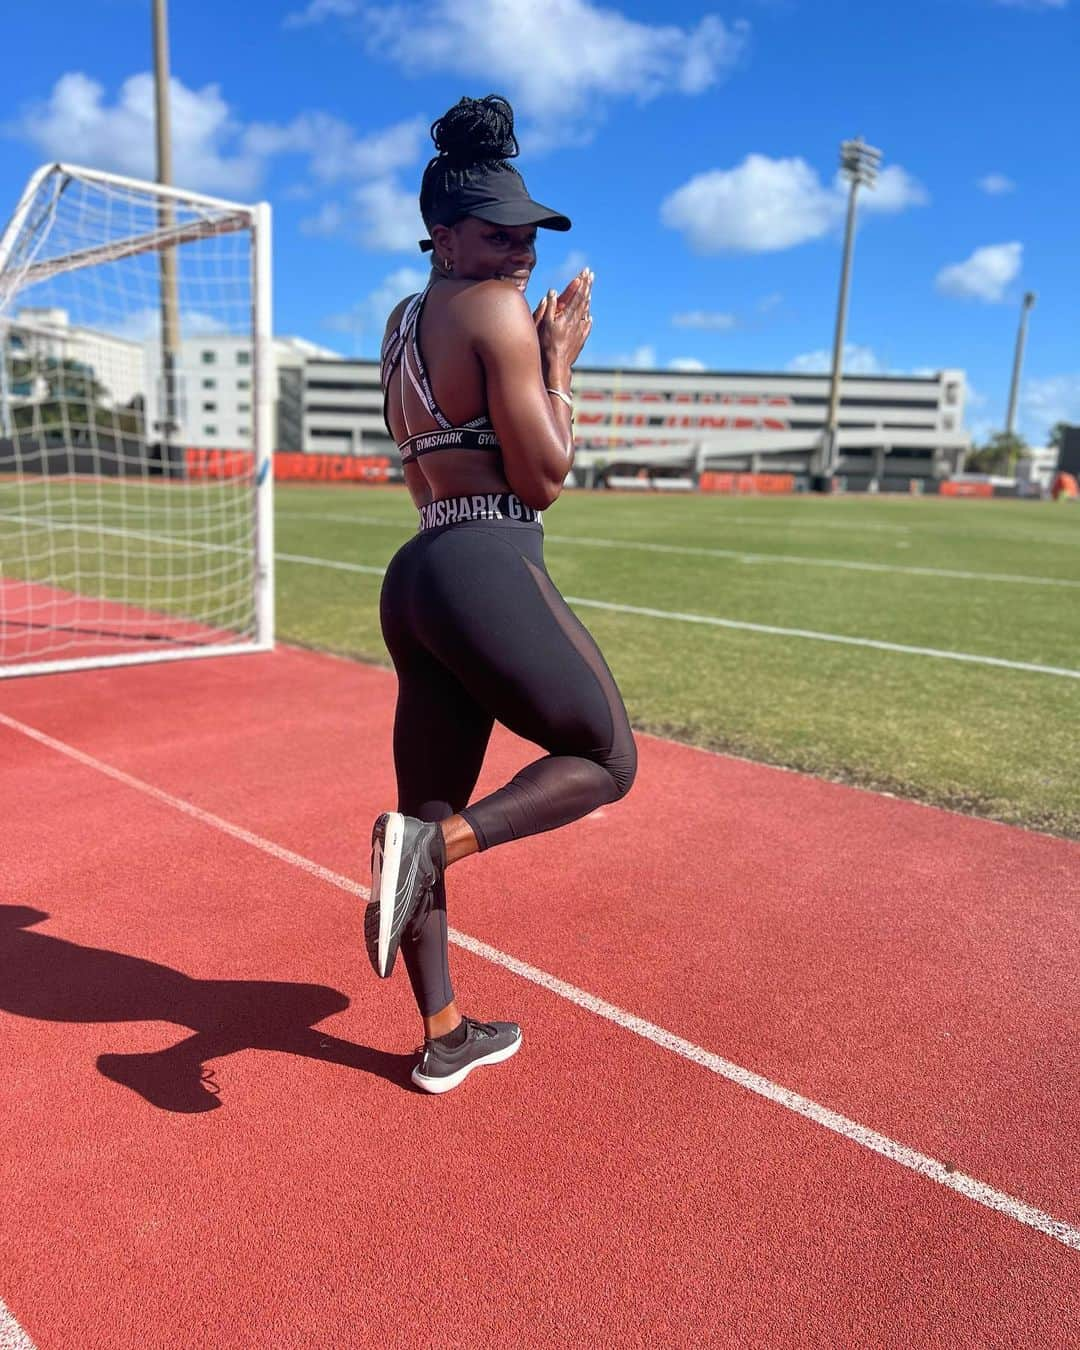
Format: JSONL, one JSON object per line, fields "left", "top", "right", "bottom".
{"left": 0, "top": 646, "right": 1077, "bottom": 1348}
{"left": 0, "top": 578, "right": 242, "bottom": 667}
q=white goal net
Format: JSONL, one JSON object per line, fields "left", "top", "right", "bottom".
{"left": 0, "top": 163, "right": 273, "bottom": 677}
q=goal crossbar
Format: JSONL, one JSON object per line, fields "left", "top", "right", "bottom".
{"left": 5, "top": 213, "right": 251, "bottom": 297}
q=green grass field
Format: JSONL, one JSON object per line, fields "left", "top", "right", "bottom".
{"left": 273, "top": 485, "right": 1080, "bottom": 840}
{"left": 4, "top": 479, "right": 1079, "bottom": 838}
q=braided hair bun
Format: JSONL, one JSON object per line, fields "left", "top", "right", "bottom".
{"left": 416, "top": 92, "right": 569, "bottom": 252}
{"left": 430, "top": 94, "right": 519, "bottom": 167}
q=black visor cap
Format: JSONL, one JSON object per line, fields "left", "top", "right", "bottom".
{"left": 419, "top": 161, "right": 570, "bottom": 251}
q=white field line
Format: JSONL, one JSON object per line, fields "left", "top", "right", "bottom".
{"left": 275, "top": 509, "right": 1080, "bottom": 590}
{"left": 12, "top": 506, "right": 1080, "bottom": 588}
{"left": 271, "top": 552, "right": 1080, "bottom": 680}
{"left": 2, "top": 707, "right": 1079, "bottom": 1255}
{"left": 284, "top": 499, "right": 1080, "bottom": 545}
{"left": 277, "top": 503, "right": 919, "bottom": 535}
{"left": 5, "top": 513, "right": 1079, "bottom": 677}
{"left": 0, "top": 1298, "right": 35, "bottom": 1350}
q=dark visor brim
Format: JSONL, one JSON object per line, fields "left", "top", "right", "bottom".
{"left": 474, "top": 200, "right": 571, "bottom": 232}
{"left": 418, "top": 200, "right": 571, "bottom": 252}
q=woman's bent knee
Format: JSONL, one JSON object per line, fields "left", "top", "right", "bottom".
{"left": 603, "top": 740, "right": 637, "bottom": 801}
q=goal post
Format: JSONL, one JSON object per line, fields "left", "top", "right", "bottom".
{"left": 0, "top": 163, "right": 274, "bottom": 677}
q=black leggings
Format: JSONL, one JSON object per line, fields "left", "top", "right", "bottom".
{"left": 379, "top": 509, "right": 637, "bottom": 1017}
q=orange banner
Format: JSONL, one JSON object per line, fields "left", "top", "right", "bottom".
{"left": 185, "top": 448, "right": 254, "bottom": 480}
{"left": 698, "top": 472, "right": 795, "bottom": 495}
{"left": 273, "top": 453, "right": 391, "bottom": 484}
{"left": 940, "top": 480, "right": 993, "bottom": 498}
{"left": 184, "top": 449, "right": 391, "bottom": 484}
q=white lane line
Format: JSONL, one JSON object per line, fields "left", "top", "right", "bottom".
{"left": 3, "top": 709, "right": 1079, "bottom": 1255}
{"left": 0, "top": 1299, "right": 35, "bottom": 1350}
{"left": 271, "top": 552, "right": 1080, "bottom": 680}
{"left": 274, "top": 509, "right": 1080, "bottom": 590}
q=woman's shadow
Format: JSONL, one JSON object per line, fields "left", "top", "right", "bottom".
{"left": 0, "top": 906, "right": 416, "bottom": 1112}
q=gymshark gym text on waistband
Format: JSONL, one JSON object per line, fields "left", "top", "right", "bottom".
{"left": 418, "top": 493, "right": 543, "bottom": 531}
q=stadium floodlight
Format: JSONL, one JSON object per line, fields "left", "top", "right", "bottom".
{"left": 0, "top": 163, "right": 274, "bottom": 677}
{"left": 816, "top": 137, "right": 882, "bottom": 488}
{"left": 1005, "top": 291, "right": 1036, "bottom": 438}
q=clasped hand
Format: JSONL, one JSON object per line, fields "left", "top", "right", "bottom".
{"left": 533, "top": 267, "right": 594, "bottom": 370}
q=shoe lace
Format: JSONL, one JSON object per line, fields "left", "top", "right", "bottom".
{"left": 464, "top": 1018, "right": 498, "bottom": 1039}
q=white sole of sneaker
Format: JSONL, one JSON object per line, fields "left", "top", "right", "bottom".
{"left": 373, "top": 811, "right": 404, "bottom": 978}
{"left": 411, "top": 1031, "right": 522, "bottom": 1095}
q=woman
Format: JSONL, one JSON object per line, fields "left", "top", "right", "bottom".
{"left": 369, "top": 94, "right": 637, "bottom": 1094}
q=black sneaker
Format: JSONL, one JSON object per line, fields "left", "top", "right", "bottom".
{"left": 366, "top": 811, "right": 445, "bottom": 979}
{"left": 411, "top": 1018, "right": 522, "bottom": 1094}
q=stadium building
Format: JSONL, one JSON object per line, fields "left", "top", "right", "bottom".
{"left": 142, "top": 334, "right": 340, "bottom": 451}
{"left": 13, "top": 307, "right": 144, "bottom": 407}
{"left": 295, "top": 358, "right": 971, "bottom": 489}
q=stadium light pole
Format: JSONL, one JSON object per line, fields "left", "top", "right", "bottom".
{"left": 1004, "top": 290, "right": 1036, "bottom": 438}
{"left": 153, "top": 0, "right": 182, "bottom": 462}
{"left": 816, "top": 137, "right": 881, "bottom": 490}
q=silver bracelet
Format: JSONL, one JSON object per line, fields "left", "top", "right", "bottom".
{"left": 546, "top": 387, "right": 574, "bottom": 410}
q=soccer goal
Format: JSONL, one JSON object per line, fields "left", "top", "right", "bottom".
{"left": 0, "top": 163, "right": 273, "bottom": 678}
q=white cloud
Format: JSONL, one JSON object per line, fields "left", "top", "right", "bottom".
{"left": 786, "top": 344, "right": 885, "bottom": 375}
{"left": 758, "top": 292, "right": 783, "bottom": 312}
{"left": 243, "top": 112, "right": 425, "bottom": 182}
{"left": 353, "top": 179, "right": 423, "bottom": 251}
{"left": 322, "top": 264, "right": 429, "bottom": 348}
{"left": 1021, "top": 374, "right": 1080, "bottom": 441}
{"left": 348, "top": 0, "right": 747, "bottom": 146}
{"left": 284, "top": 0, "right": 359, "bottom": 27}
{"left": 547, "top": 249, "right": 590, "bottom": 290}
{"left": 613, "top": 345, "right": 658, "bottom": 369}
{"left": 851, "top": 164, "right": 929, "bottom": 214}
{"left": 662, "top": 155, "right": 835, "bottom": 253}
{"left": 669, "top": 357, "right": 707, "bottom": 371}
{"left": 296, "top": 179, "right": 422, "bottom": 252}
{"left": 12, "top": 72, "right": 262, "bottom": 195}
{"left": 11, "top": 70, "right": 428, "bottom": 245}
{"left": 97, "top": 307, "right": 229, "bottom": 342}
{"left": 994, "top": 0, "right": 1066, "bottom": 9}
{"left": 978, "top": 172, "right": 1015, "bottom": 195}
{"left": 299, "top": 202, "right": 346, "bottom": 237}
{"left": 935, "top": 242, "right": 1022, "bottom": 302}
{"left": 672, "top": 310, "right": 736, "bottom": 330}
{"left": 661, "top": 153, "right": 927, "bottom": 254}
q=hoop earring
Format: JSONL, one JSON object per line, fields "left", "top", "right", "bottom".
{"left": 443, "top": 257, "right": 454, "bottom": 274}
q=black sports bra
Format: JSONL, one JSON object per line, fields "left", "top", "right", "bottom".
{"left": 380, "top": 280, "right": 503, "bottom": 466}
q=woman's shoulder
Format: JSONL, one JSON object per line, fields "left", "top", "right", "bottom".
{"left": 454, "top": 279, "right": 532, "bottom": 333}
{"left": 384, "top": 294, "right": 416, "bottom": 337}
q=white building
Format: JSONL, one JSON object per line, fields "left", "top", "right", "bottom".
{"left": 14, "top": 307, "right": 144, "bottom": 407}
{"left": 143, "top": 334, "right": 341, "bottom": 449}
{"left": 569, "top": 365, "right": 970, "bottom": 485}
{"left": 297, "top": 358, "right": 971, "bottom": 485}
{"left": 300, "top": 357, "right": 384, "bottom": 455}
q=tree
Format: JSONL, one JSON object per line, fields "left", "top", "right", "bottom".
{"left": 965, "top": 431, "right": 1029, "bottom": 476}
{"left": 1048, "top": 422, "right": 1070, "bottom": 453}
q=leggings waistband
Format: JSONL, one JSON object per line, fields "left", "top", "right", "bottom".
{"left": 417, "top": 493, "right": 543, "bottom": 532}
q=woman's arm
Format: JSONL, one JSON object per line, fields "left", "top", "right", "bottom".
{"left": 467, "top": 275, "right": 592, "bottom": 510}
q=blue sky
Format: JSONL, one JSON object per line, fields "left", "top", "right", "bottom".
{"left": 2, "top": 0, "right": 1077, "bottom": 443}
